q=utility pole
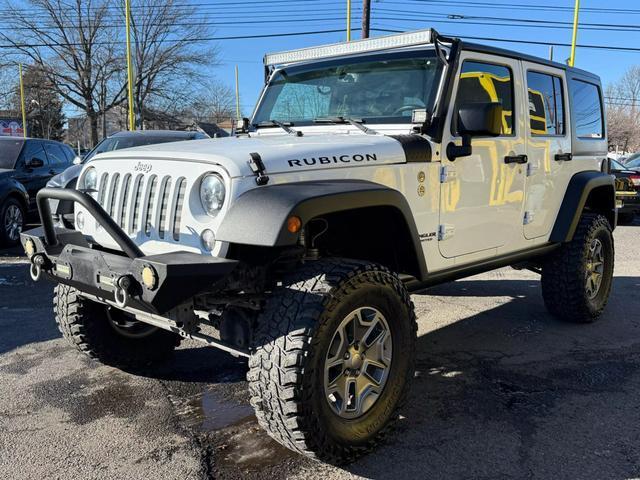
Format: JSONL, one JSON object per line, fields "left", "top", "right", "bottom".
{"left": 362, "top": 0, "right": 371, "bottom": 39}
{"left": 125, "top": 0, "right": 135, "bottom": 131}
{"left": 235, "top": 65, "right": 241, "bottom": 125}
{"left": 18, "top": 64, "right": 27, "bottom": 138}
{"left": 568, "top": 0, "right": 580, "bottom": 67}
{"left": 346, "top": 0, "right": 351, "bottom": 41}
{"left": 549, "top": 45, "right": 554, "bottom": 61}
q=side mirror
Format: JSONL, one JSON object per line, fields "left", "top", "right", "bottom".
{"left": 73, "top": 156, "right": 82, "bottom": 165}
{"left": 447, "top": 102, "right": 503, "bottom": 161}
{"left": 26, "top": 157, "right": 45, "bottom": 169}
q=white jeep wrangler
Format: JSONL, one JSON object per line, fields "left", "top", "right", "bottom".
{"left": 22, "top": 29, "right": 616, "bottom": 464}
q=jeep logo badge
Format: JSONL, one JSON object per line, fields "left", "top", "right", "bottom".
{"left": 134, "top": 162, "right": 152, "bottom": 173}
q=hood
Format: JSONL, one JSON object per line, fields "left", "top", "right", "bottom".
{"left": 91, "top": 132, "right": 411, "bottom": 178}
{"left": 47, "top": 164, "right": 82, "bottom": 188}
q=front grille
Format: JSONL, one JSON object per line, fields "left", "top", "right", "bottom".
{"left": 95, "top": 172, "right": 187, "bottom": 240}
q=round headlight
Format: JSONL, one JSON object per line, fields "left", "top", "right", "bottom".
{"left": 199, "top": 174, "right": 226, "bottom": 217}
{"left": 80, "top": 167, "right": 98, "bottom": 192}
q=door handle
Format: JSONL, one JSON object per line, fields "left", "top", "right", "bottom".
{"left": 504, "top": 154, "right": 528, "bottom": 164}
{"left": 554, "top": 153, "right": 572, "bottom": 161}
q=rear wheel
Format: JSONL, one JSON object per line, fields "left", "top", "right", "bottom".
{"left": 541, "top": 214, "right": 614, "bottom": 322}
{"left": 54, "top": 284, "right": 180, "bottom": 368}
{"left": 0, "top": 198, "right": 24, "bottom": 247}
{"left": 248, "top": 259, "right": 416, "bottom": 464}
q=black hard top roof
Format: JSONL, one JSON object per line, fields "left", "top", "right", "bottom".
{"left": 460, "top": 41, "right": 600, "bottom": 82}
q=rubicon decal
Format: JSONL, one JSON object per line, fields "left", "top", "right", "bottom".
{"left": 287, "top": 153, "right": 378, "bottom": 167}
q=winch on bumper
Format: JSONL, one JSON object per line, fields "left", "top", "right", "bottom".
{"left": 20, "top": 188, "right": 238, "bottom": 315}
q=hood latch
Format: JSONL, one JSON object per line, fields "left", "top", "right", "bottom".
{"left": 248, "top": 152, "right": 270, "bottom": 186}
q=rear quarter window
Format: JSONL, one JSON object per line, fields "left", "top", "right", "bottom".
{"left": 570, "top": 79, "right": 604, "bottom": 139}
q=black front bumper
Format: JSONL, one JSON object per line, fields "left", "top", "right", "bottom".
{"left": 21, "top": 188, "right": 238, "bottom": 314}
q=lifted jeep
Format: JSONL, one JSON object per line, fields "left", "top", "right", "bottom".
{"left": 21, "top": 29, "right": 615, "bottom": 464}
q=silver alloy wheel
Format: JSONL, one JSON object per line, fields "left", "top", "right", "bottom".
{"left": 585, "top": 238, "right": 605, "bottom": 299}
{"left": 4, "top": 204, "right": 23, "bottom": 242}
{"left": 324, "top": 307, "right": 393, "bottom": 419}
{"left": 106, "top": 307, "right": 158, "bottom": 339}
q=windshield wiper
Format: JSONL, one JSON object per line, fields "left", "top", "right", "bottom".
{"left": 253, "top": 120, "right": 303, "bottom": 137}
{"left": 313, "top": 116, "right": 378, "bottom": 135}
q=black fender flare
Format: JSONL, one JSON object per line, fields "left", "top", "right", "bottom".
{"left": 217, "top": 180, "right": 427, "bottom": 277}
{"left": 549, "top": 171, "right": 616, "bottom": 243}
{"left": 0, "top": 178, "right": 29, "bottom": 212}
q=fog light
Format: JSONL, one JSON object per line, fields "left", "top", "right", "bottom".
{"left": 141, "top": 265, "right": 158, "bottom": 290}
{"left": 201, "top": 229, "right": 216, "bottom": 252}
{"left": 76, "top": 211, "right": 85, "bottom": 230}
{"left": 24, "top": 239, "right": 36, "bottom": 258}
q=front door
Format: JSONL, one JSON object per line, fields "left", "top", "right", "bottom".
{"left": 439, "top": 53, "right": 526, "bottom": 259}
{"left": 14, "top": 140, "right": 51, "bottom": 210}
{"left": 521, "top": 63, "right": 572, "bottom": 239}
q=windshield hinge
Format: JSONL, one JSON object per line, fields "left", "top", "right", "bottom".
{"left": 248, "top": 152, "right": 270, "bottom": 186}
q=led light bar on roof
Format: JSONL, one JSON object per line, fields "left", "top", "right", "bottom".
{"left": 264, "top": 28, "right": 437, "bottom": 66}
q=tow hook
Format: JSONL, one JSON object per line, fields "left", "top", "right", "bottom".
{"left": 114, "top": 275, "right": 135, "bottom": 308}
{"left": 29, "top": 253, "right": 49, "bottom": 281}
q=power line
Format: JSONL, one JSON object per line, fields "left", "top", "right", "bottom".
{"left": 400, "top": 0, "right": 640, "bottom": 15}
{"left": 0, "top": 28, "right": 361, "bottom": 49}
{"left": 372, "top": 28, "right": 640, "bottom": 54}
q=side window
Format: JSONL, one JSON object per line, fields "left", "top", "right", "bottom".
{"left": 454, "top": 60, "right": 514, "bottom": 135}
{"left": 62, "top": 145, "right": 76, "bottom": 163}
{"left": 526, "top": 71, "right": 565, "bottom": 136}
{"left": 18, "top": 141, "right": 48, "bottom": 167}
{"left": 570, "top": 79, "right": 604, "bottom": 139}
{"left": 44, "top": 143, "right": 68, "bottom": 166}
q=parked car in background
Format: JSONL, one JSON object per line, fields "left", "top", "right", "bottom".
{"left": 611, "top": 158, "right": 640, "bottom": 224}
{"left": 47, "top": 130, "right": 209, "bottom": 227}
{"left": 624, "top": 152, "right": 640, "bottom": 169}
{"left": 0, "top": 137, "right": 76, "bottom": 246}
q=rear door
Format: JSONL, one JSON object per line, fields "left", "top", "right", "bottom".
{"left": 522, "top": 64, "right": 571, "bottom": 239}
{"left": 438, "top": 52, "right": 527, "bottom": 259}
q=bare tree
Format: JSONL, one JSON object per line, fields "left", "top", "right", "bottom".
{"left": 1, "top": 0, "right": 127, "bottom": 146}
{"left": 148, "top": 77, "right": 235, "bottom": 125}
{"left": 606, "top": 66, "right": 640, "bottom": 154}
{"left": 127, "top": 0, "right": 216, "bottom": 128}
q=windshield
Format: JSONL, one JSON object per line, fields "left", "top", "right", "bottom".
{"left": 625, "top": 152, "right": 640, "bottom": 169}
{"left": 253, "top": 52, "right": 441, "bottom": 126}
{"left": 0, "top": 139, "right": 24, "bottom": 169}
{"left": 84, "top": 135, "right": 195, "bottom": 162}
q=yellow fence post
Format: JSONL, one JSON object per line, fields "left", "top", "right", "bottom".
{"left": 19, "top": 64, "right": 27, "bottom": 138}
{"left": 125, "top": 0, "right": 136, "bottom": 130}
{"left": 569, "top": 0, "right": 580, "bottom": 67}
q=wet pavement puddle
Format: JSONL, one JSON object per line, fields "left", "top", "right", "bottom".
{"left": 171, "top": 386, "right": 299, "bottom": 472}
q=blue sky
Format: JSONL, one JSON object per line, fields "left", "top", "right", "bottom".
{"left": 208, "top": 0, "right": 640, "bottom": 117}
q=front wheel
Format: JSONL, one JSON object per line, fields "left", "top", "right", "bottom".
{"left": 248, "top": 259, "right": 417, "bottom": 464}
{"left": 541, "top": 214, "right": 614, "bottom": 322}
{"left": 0, "top": 198, "right": 25, "bottom": 247}
{"left": 54, "top": 285, "right": 181, "bottom": 368}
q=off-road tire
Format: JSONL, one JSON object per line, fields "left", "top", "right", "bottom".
{"left": 54, "top": 284, "right": 181, "bottom": 368}
{"left": 541, "top": 214, "right": 614, "bottom": 322}
{"left": 0, "top": 198, "right": 25, "bottom": 247}
{"left": 248, "top": 259, "right": 417, "bottom": 464}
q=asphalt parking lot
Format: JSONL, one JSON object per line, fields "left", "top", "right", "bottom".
{"left": 1, "top": 221, "right": 639, "bottom": 479}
